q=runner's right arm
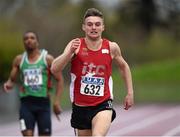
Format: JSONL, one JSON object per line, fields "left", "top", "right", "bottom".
{"left": 51, "top": 38, "right": 80, "bottom": 74}
{"left": 3, "top": 55, "right": 22, "bottom": 92}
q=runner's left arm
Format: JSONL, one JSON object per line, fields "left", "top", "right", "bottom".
{"left": 110, "top": 42, "right": 134, "bottom": 110}
{"left": 46, "top": 54, "right": 63, "bottom": 121}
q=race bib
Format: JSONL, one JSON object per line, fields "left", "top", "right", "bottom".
{"left": 80, "top": 76, "right": 105, "bottom": 96}
{"left": 23, "top": 68, "right": 43, "bottom": 87}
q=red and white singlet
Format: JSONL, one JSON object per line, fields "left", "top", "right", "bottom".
{"left": 70, "top": 38, "right": 113, "bottom": 106}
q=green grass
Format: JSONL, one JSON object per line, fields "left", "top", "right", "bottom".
{"left": 135, "top": 83, "right": 180, "bottom": 103}
{"left": 133, "top": 59, "right": 180, "bottom": 83}
{"left": 112, "top": 58, "right": 180, "bottom": 104}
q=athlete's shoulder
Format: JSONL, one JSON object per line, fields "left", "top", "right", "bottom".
{"left": 46, "top": 54, "right": 54, "bottom": 65}
{"left": 14, "top": 54, "right": 23, "bottom": 66}
{"left": 103, "top": 38, "right": 118, "bottom": 46}
{"left": 108, "top": 41, "right": 121, "bottom": 59}
{"left": 16, "top": 54, "right": 23, "bottom": 59}
{"left": 107, "top": 40, "right": 119, "bottom": 50}
{"left": 42, "top": 49, "right": 53, "bottom": 67}
{"left": 16, "top": 54, "right": 23, "bottom": 62}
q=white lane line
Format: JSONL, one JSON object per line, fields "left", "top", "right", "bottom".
{"left": 113, "top": 105, "right": 162, "bottom": 124}
{"left": 111, "top": 107, "right": 178, "bottom": 136}
{"left": 163, "top": 124, "right": 180, "bottom": 136}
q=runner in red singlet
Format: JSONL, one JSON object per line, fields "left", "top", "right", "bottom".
{"left": 51, "top": 8, "right": 134, "bottom": 136}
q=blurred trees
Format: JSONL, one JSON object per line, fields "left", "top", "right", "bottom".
{"left": 159, "top": 0, "right": 180, "bottom": 41}
{"left": 0, "top": 0, "right": 180, "bottom": 82}
{"left": 113, "top": 0, "right": 180, "bottom": 41}
{"left": 116, "top": 0, "right": 157, "bottom": 37}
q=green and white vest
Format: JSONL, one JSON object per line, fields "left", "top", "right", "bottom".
{"left": 19, "top": 49, "right": 50, "bottom": 98}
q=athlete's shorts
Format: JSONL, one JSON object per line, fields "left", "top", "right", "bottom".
{"left": 19, "top": 96, "right": 51, "bottom": 135}
{"left": 71, "top": 99, "right": 116, "bottom": 129}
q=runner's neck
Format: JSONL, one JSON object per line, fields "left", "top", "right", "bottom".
{"left": 27, "top": 49, "right": 41, "bottom": 63}
{"left": 85, "top": 38, "right": 102, "bottom": 51}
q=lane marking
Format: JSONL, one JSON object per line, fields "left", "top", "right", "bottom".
{"left": 111, "top": 107, "right": 178, "bottom": 136}
{"left": 163, "top": 124, "right": 180, "bottom": 136}
{"left": 113, "top": 105, "right": 163, "bottom": 124}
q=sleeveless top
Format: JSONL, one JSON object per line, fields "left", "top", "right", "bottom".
{"left": 70, "top": 38, "right": 113, "bottom": 106}
{"left": 19, "top": 49, "right": 50, "bottom": 98}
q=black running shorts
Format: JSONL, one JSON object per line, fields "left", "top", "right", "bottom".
{"left": 19, "top": 96, "right": 51, "bottom": 135}
{"left": 71, "top": 99, "right": 116, "bottom": 129}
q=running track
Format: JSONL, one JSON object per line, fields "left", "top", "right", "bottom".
{"left": 0, "top": 104, "right": 180, "bottom": 136}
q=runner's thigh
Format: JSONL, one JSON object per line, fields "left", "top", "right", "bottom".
{"left": 92, "top": 110, "right": 112, "bottom": 136}
{"left": 19, "top": 103, "right": 35, "bottom": 131}
{"left": 37, "top": 108, "right": 51, "bottom": 135}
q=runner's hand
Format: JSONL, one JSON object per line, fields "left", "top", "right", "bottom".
{"left": 53, "top": 103, "right": 62, "bottom": 121}
{"left": 124, "top": 93, "right": 134, "bottom": 110}
{"left": 70, "top": 38, "right": 81, "bottom": 54}
{"left": 3, "top": 81, "right": 14, "bottom": 92}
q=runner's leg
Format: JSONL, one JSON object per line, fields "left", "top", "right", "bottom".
{"left": 19, "top": 102, "right": 35, "bottom": 136}
{"left": 77, "top": 129, "right": 92, "bottom": 136}
{"left": 92, "top": 110, "right": 112, "bottom": 136}
{"left": 21, "top": 129, "right": 34, "bottom": 136}
{"left": 37, "top": 105, "right": 51, "bottom": 136}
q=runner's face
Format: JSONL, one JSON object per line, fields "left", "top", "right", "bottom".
{"left": 82, "top": 16, "right": 104, "bottom": 40}
{"left": 23, "top": 32, "right": 39, "bottom": 51}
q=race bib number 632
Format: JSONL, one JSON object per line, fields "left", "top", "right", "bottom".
{"left": 80, "top": 76, "right": 105, "bottom": 96}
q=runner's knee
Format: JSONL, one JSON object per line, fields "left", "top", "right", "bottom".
{"left": 21, "top": 129, "right": 33, "bottom": 136}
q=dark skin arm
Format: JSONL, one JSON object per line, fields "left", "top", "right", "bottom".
{"left": 46, "top": 54, "right": 64, "bottom": 121}
{"left": 4, "top": 55, "right": 22, "bottom": 92}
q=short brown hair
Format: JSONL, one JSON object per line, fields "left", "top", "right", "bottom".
{"left": 83, "top": 8, "right": 104, "bottom": 22}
